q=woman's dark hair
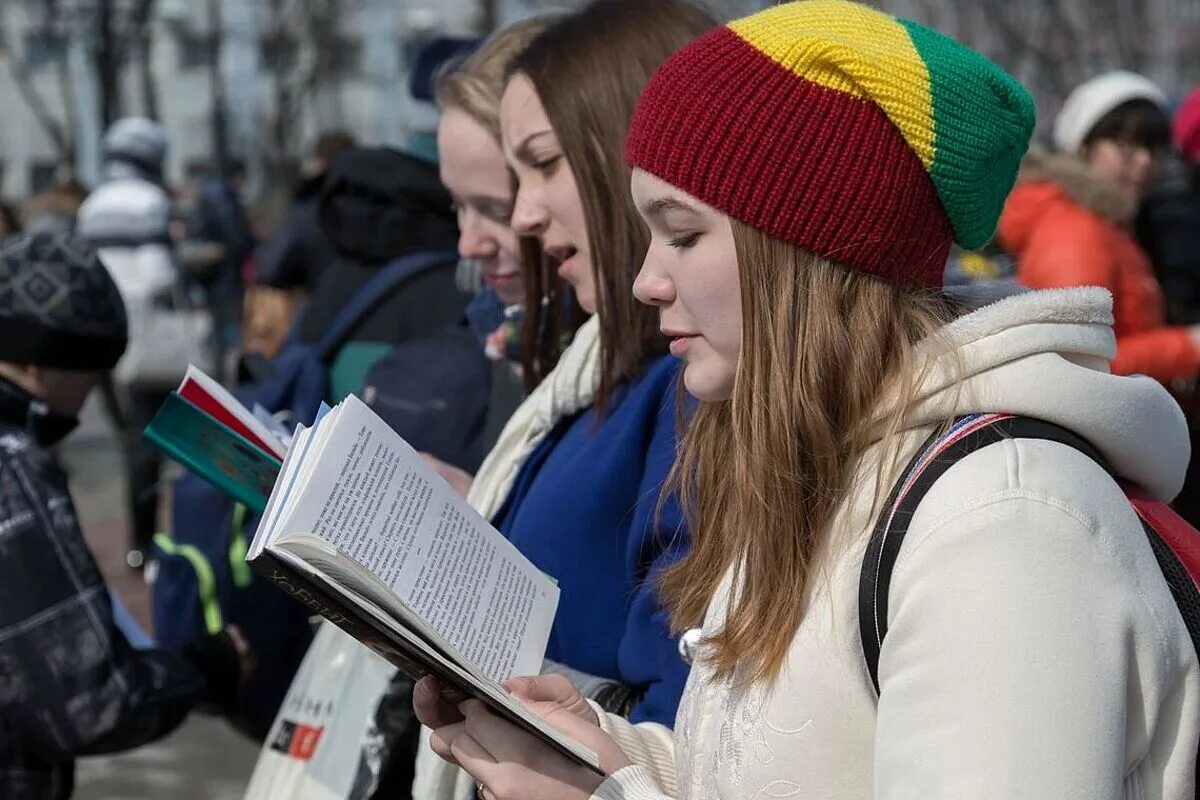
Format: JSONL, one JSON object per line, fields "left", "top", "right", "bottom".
{"left": 1083, "top": 98, "right": 1171, "bottom": 152}
{"left": 508, "top": 0, "right": 716, "bottom": 410}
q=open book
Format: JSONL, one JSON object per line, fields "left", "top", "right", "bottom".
{"left": 247, "top": 394, "right": 601, "bottom": 773}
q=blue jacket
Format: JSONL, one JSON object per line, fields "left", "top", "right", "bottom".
{"left": 492, "top": 355, "right": 690, "bottom": 726}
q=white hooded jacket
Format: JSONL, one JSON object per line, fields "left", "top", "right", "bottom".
{"left": 590, "top": 287, "right": 1199, "bottom": 800}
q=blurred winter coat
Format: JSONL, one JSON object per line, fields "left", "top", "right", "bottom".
{"left": 296, "top": 147, "right": 467, "bottom": 347}
{"left": 998, "top": 149, "right": 1200, "bottom": 382}
{"left": 1136, "top": 155, "right": 1200, "bottom": 325}
{"left": 255, "top": 174, "right": 335, "bottom": 293}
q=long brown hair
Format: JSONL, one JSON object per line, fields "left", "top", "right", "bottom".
{"left": 509, "top": 0, "right": 716, "bottom": 407}
{"left": 660, "top": 220, "right": 960, "bottom": 685}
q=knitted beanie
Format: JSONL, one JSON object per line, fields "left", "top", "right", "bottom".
{"left": 0, "top": 232, "right": 128, "bottom": 370}
{"left": 626, "top": 0, "right": 1035, "bottom": 288}
{"left": 1174, "top": 86, "right": 1200, "bottom": 165}
{"left": 1052, "top": 71, "right": 1168, "bottom": 156}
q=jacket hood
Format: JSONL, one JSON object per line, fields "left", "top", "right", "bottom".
{"left": 317, "top": 147, "right": 458, "bottom": 266}
{"left": 880, "top": 287, "right": 1189, "bottom": 501}
{"left": 1000, "top": 148, "right": 1137, "bottom": 255}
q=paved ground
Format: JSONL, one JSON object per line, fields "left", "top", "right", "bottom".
{"left": 60, "top": 396, "right": 259, "bottom": 800}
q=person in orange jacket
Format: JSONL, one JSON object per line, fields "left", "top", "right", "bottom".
{"left": 998, "top": 71, "right": 1200, "bottom": 383}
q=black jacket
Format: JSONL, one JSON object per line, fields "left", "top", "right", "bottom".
{"left": 1136, "top": 157, "right": 1200, "bottom": 325}
{"left": 298, "top": 148, "right": 468, "bottom": 346}
{"left": 0, "top": 380, "right": 204, "bottom": 799}
{"left": 255, "top": 175, "right": 335, "bottom": 292}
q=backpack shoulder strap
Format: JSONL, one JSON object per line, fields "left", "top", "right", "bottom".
{"left": 313, "top": 250, "right": 458, "bottom": 361}
{"left": 858, "top": 413, "right": 1106, "bottom": 695}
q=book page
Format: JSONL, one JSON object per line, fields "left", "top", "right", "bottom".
{"left": 275, "top": 395, "right": 557, "bottom": 682}
{"left": 251, "top": 423, "right": 311, "bottom": 558}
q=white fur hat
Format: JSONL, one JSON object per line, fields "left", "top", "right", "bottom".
{"left": 1052, "top": 71, "right": 1168, "bottom": 155}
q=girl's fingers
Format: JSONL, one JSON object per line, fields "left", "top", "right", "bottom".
{"left": 447, "top": 728, "right": 510, "bottom": 794}
{"left": 428, "top": 721, "right": 467, "bottom": 764}
{"left": 414, "top": 676, "right": 463, "bottom": 728}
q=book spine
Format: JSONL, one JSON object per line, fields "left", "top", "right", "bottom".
{"left": 248, "top": 550, "right": 432, "bottom": 682}
{"left": 248, "top": 550, "right": 604, "bottom": 775}
{"left": 143, "top": 424, "right": 266, "bottom": 513}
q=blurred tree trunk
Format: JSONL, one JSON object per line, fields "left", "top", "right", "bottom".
{"left": 206, "top": 0, "right": 229, "bottom": 171}
{"left": 1, "top": 2, "right": 76, "bottom": 168}
{"left": 132, "top": 0, "right": 159, "bottom": 120}
{"left": 65, "top": 0, "right": 103, "bottom": 183}
{"left": 261, "top": 0, "right": 339, "bottom": 190}
{"left": 95, "top": 0, "right": 120, "bottom": 126}
{"left": 878, "top": 0, "right": 1200, "bottom": 134}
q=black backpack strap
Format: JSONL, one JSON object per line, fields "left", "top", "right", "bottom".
{"left": 313, "top": 249, "right": 458, "bottom": 362}
{"left": 859, "top": 414, "right": 1107, "bottom": 695}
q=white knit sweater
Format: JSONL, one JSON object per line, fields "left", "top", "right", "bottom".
{"left": 589, "top": 288, "right": 1200, "bottom": 800}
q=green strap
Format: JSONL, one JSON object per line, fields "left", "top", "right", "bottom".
{"left": 228, "top": 504, "right": 253, "bottom": 589}
{"left": 153, "top": 533, "right": 224, "bottom": 636}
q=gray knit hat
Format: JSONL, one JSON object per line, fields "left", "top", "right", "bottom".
{"left": 0, "top": 233, "right": 128, "bottom": 370}
{"left": 103, "top": 117, "right": 169, "bottom": 179}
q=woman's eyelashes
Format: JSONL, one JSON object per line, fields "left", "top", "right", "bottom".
{"left": 668, "top": 232, "right": 700, "bottom": 250}
{"left": 530, "top": 154, "right": 562, "bottom": 175}
{"left": 451, "top": 199, "right": 513, "bottom": 225}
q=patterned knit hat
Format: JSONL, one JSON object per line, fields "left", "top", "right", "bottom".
{"left": 626, "top": 0, "right": 1036, "bottom": 288}
{"left": 0, "top": 233, "right": 128, "bottom": 370}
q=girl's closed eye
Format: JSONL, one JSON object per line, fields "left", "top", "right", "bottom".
{"left": 669, "top": 232, "right": 700, "bottom": 249}
{"left": 532, "top": 154, "right": 562, "bottom": 174}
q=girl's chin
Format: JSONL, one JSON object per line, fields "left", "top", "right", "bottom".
{"left": 682, "top": 362, "right": 734, "bottom": 403}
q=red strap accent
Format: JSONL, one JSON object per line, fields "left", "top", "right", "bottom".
{"left": 1125, "top": 484, "right": 1200, "bottom": 593}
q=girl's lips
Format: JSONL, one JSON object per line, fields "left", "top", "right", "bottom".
{"left": 668, "top": 335, "right": 698, "bottom": 356}
{"left": 555, "top": 253, "right": 579, "bottom": 278}
{"left": 483, "top": 272, "right": 520, "bottom": 290}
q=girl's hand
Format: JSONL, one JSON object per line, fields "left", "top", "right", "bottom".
{"left": 414, "top": 676, "right": 633, "bottom": 799}
{"left": 420, "top": 453, "right": 473, "bottom": 498}
{"left": 503, "top": 674, "right": 599, "bottom": 727}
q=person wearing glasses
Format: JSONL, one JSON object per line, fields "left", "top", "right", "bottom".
{"left": 998, "top": 71, "right": 1200, "bottom": 383}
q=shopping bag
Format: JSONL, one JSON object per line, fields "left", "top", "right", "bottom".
{"left": 243, "top": 622, "right": 394, "bottom": 800}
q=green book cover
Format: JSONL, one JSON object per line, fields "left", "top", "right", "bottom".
{"left": 144, "top": 392, "right": 283, "bottom": 514}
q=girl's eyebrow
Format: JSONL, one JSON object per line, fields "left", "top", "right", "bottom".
{"left": 641, "top": 196, "right": 701, "bottom": 218}
{"left": 512, "top": 129, "right": 555, "bottom": 160}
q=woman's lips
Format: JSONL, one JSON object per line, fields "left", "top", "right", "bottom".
{"left": 483, "top": 271, "right": 520, "bottom": 290}
{"left": 668, "top": 334, "right": 698, "bottom": 356}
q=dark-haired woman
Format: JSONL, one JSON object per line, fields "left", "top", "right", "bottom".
{"left": 415, "top": 3, "right": 717, "bottom": 797}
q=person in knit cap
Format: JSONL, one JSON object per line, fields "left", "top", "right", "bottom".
{"left": 415, "top": 3, "right": 1199, "bottom": 799}
{"left": 0, "top": 232, "right": 249, "bottom": 799}
{"left": 997, "top": 71, "right": 1200, "bottom": 383}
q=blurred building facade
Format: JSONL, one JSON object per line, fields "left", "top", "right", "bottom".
{"left": 2, "top": 0, "right": 1196, "bottom": 201}
{"left": 0, "top": 0, "right": 481, "bottom": 198}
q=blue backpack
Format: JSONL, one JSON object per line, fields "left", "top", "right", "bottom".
{"left": 152, "top": 250, "right": 488, "bottom": 737}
